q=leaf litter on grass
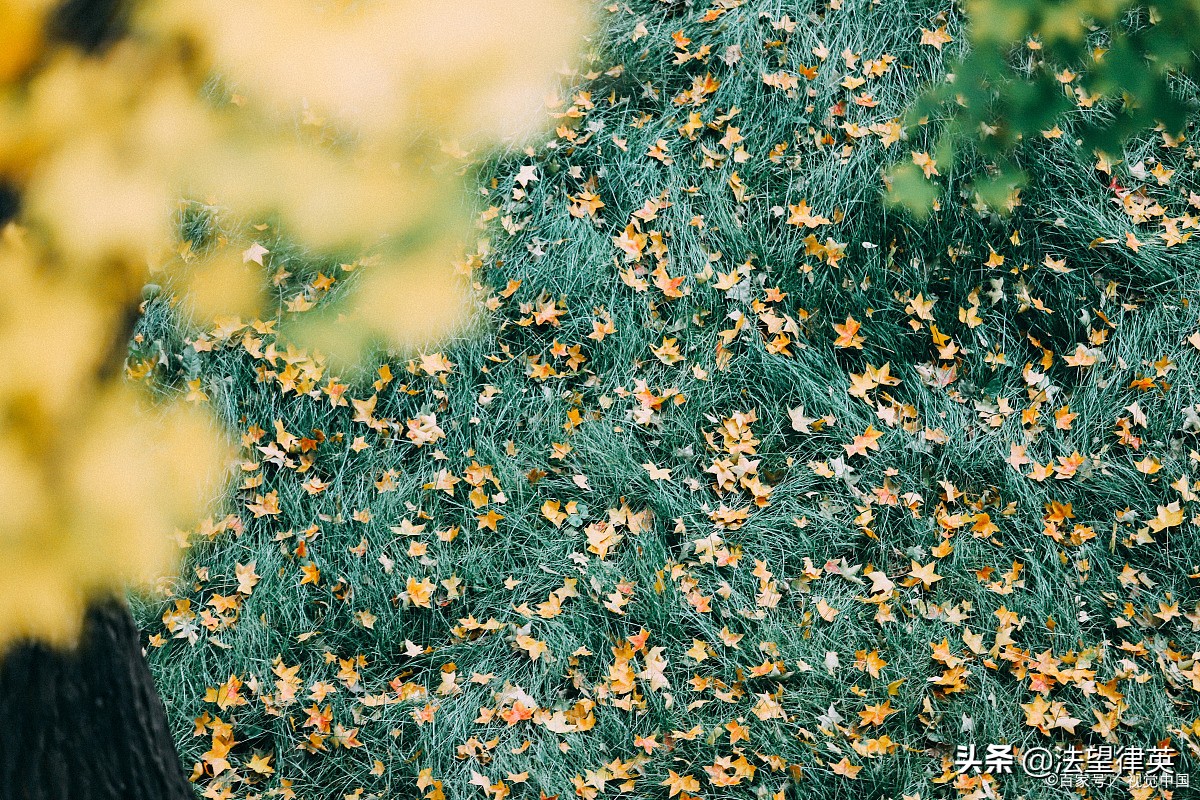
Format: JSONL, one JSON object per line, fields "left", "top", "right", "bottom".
{"left": 134, "top": 1, "right": 1200, "bottom": 798}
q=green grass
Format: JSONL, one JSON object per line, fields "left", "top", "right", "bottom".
{"left": 133, "top": 1, "right": 1200, "bottom": 798}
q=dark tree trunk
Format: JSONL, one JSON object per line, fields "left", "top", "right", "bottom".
{"left": 0, "top": 597, "right": 192, "bottom": 800}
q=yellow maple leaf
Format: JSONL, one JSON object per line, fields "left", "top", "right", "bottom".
{"left": 858, "top": 700, "right": 897, "bottom": 726}
{"left": 515, "top": 634, "right": 548, "bottom": 661}
{"left": 661, "top": 770, "right": 701, "bottom": 797}
{"left": 833, "top": 316, "right": 864, "bottom": 349}
{"left": 908, "top": 560, "right": 943, "bottom": 589}
{"left": 911, "top": 151, "right": 939, "bottom": 178}
{"left": 1148, "top": 502, "right": 1184, "bottom": 532}
{"left": 405, "top": 577, "right": 436, "bottom": 608}
{"left": 920, "top": 26, "right": 954, "bottom": 50}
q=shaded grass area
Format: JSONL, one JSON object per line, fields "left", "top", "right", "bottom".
{"left": 133, "top": 1, "right": 1200, "bottom": 798}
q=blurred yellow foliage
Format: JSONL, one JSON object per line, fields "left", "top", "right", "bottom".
{"left": 0, "top": 0, "right": 587, "bottom": 647}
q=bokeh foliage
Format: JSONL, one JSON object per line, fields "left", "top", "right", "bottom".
{"left": 889, "top": 0, "right": 1200, "bottom": 213}
{"left": 0, "top": 0, "right": 585, "bottom": 646}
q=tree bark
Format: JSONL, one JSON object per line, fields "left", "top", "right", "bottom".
{"left": 0, "top": 597, "right": 192, "bottom": 800}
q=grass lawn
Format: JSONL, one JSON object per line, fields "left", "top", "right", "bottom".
{"left": 132, "top": 1, "right": 1200, "bottom": 797}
